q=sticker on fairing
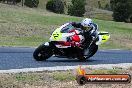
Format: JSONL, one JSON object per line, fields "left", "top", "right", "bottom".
{"left": 51, "top": 28, "right": 62, "bottom": 41}
{"left": 101, "top": 35, "right": 110, "bottom": 43}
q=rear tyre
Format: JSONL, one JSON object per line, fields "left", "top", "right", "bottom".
{"left": 86, "top": 44, "right": 98, "bottom": 58}
{"left": 33, "top": 44, "right": 53, "bottom": 61}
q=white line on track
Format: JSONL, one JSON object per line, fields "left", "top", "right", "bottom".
{"left": 0, "top": 63, "right": 132, "bottom": 73}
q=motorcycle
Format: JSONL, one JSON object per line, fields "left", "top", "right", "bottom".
{"left": 33, "top": 23, "right": 110, "bottom": 61}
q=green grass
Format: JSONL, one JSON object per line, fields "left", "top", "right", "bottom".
{"left": 0, "top": 68, "right": 131, "bottom": 88}
{"left": 15, "top": 73, "right": 40, "bottom": 83}
{"left": 0, "top": 68, "right": 129, "bottom": 88}
{"left": 0, "top": 71, "right": 75, "bottom": 87}
{"left": 91, "top": 69, "right": 124, "bottom": 74}
{"left": 94, "top": 13, "right": 113, "bottom": 21}
{"left": 87, "top": 0, "right": 110, "bottom": 7}
{"left": 0, "top": 3, "right": 132, "bottom": 49}
{"left": 52, "top": 72, "right": 75, "bottom": 81}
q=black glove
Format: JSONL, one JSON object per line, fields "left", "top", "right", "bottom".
{"left": 78, "top": 31, "right": 84, "bottom": 35}
{"left": 91, "top": 36, "right": 96, "bottom": 41}
{"left": 67, "top": 37, "right": 72, "bottom": 42}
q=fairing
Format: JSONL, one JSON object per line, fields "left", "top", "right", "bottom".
{"left": 50, "top": 23, "right": 75, "bottom": 42}
{"left": 96, "top": 31, "right": 110, "bottom": 45}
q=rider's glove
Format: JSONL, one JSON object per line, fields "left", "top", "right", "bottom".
{"left": 78, "top": 31, "right": 84, "bottom": 35}
{"left": 67, "top": 37, "right": 72, "bottom": 42}
{"left": 91, "top": 36, "right": 96, "bottom": 41}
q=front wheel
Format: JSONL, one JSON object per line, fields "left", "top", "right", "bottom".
{"left": 33, "top": 44, "right": 53, "bottom": 61}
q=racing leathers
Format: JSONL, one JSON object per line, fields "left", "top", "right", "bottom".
{"left": 71, "top": 22, "right": 98, "bottom": 42}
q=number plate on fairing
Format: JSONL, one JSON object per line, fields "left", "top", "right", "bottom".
{"left": 96, "top": 31, "right": 110, "bottom": 45}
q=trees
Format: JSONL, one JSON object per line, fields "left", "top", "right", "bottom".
{"left": 24, "top": 0, "right": 39, "bottom": 8}
{"left": 68, "top": 0, "right": 86, "bottom": 17}
{"left": 110, "top": 0, "right": 132, "bottom": 22}
{"left": 0, "top": 0, "right": 21, "bottom": 4}
{"left": 46, "top": 0, "right": 64, "bottom": 14}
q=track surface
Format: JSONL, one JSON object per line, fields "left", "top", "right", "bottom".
{"left": 0, "top": 47, "right": 132, "bottom": 72}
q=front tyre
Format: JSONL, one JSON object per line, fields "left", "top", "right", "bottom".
{"left": 33, "top": 44, "right": 53, "bottom": 61}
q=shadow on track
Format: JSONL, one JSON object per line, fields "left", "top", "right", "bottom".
{"left": 46, "top": 58, "right": 97, "bottom": 63}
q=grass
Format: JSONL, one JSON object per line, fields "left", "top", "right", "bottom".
{"left": 15, "top": 73, "right": 40, "bottom": 84}
{"left": 91, "top": 69, "right": 124, "bottom": 74}
{"left": 0, "top": 3, "right": 132, "bottom": 49}
{"left": 52, "top": 71, "right": 75, "bottom": 81}
{"left": 93, "top": 11, "right": 113, "bottom": 21}
{"left": 0, "top": 68, "right": 130, "bottom": 88}
{"left": 0, "top": 71, "right": 75, "bottom": 88}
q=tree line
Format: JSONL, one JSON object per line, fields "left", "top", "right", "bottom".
{"left": 46, "top": 0, "right": 132, "bottom": 23}
{"left": 1, "top": 0, "right": 132, "bottom": 23}
{"left": 110, "top": 0, "right": 132, "bottom": 22}
{"left": 0, "top": 0, "right": 39, "bottom": 7}
{"left": 0, "top": 0, "right": 21, "bottom": 4}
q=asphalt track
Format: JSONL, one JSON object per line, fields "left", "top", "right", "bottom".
{"left": 0, "top": 47, "right": 132, "bottom": 73}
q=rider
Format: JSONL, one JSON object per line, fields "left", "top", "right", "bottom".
{"left": 69, "top": 18, "right": 98, "bottom": 47}
{"left": 72, "top": 18, "right": 98, "bottom": 41}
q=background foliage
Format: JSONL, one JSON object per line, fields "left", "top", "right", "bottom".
{"left": 68, "top": 0, "right": 86, "bottom": 17}
{"left": 46, "top": 0, "right": 64, "bottom": 14}
{"left": 110, "top": 0, "right": 132, "bottom": 22}
{"left": 24, "top": 0, "right": 39, "bottom": 8}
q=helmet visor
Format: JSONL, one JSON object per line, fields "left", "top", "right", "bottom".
{"left": 83, "top": 26, "right": 90, "bottom": 30}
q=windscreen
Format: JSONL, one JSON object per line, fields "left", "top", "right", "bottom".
{"left": 60, "top": 23, "right": 75, "bottom": 33}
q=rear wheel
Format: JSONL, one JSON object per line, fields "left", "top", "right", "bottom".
{"left": 86, "top": 44, "right": 98, "bottom": 58}
{"left": 33, "top": 44, "right": 53, "bottom": 61}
